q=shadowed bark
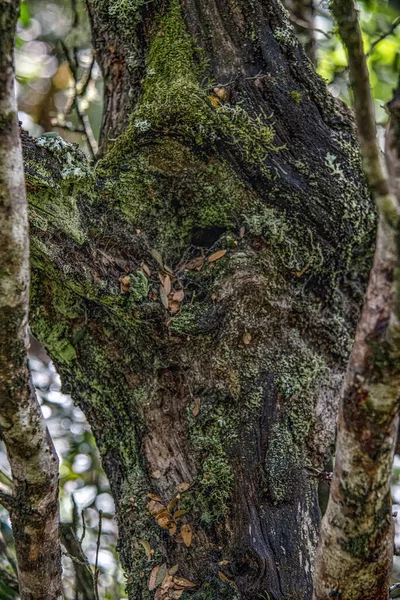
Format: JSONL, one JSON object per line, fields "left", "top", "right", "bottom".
{"left": 0, "top": 1, "right": 62, "bottom": 599}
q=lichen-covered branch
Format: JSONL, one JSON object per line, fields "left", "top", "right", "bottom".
{"left": 312, "top": 0, "right": 400, "bottom": 597}
{"left": 0, "top": 2, "right": 62, "bottom": 599}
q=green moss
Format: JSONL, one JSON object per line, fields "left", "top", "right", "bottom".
{"left": 186, "top": 398, "right": 235, "bottom": 524}
{"left": 34, "top": 321, "right": 77, "bottom": 364}
{"left": 289, "top": 90, "right": 302, "bottom": 104}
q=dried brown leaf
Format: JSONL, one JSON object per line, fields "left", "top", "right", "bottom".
{"left": 192, "top": 397, "right": 200, "bottom": 417}
{"left": 176, "top": 482, "right": 190, "bottom": 493}
{"left": 173, "top": 510, "right": 186, "bottom": 520}
{"left": 172, "top": 576, "right": 196, "bottom": 589}
{"left": 164, "top": 275, "right": 171, "bottom": 295}
{"left": 151, "top": 470, "right": 162, "bottom": 479}
{"left": 208, "top": 249, "right": 227, "bottom": 263}
{"left": 160, "top": 285, "right": 169, "bottom": 309}
{"left": 169, "top": 300, "right": 180, "bottom": 314}
{"left": 167, "top": 496, "right": 179, "bottom": 513}
{"left": 242, "top": 332, "right": 252, "bottom": 345}
{"left": 173, "top": 289, "right": 184, "bottom": 302}
{"left": 120, "top": 275, "right": 131, "bottom": 294}
{"left": 149, "top": 565, "right": 161, "bottom": 590}
{"left": 142, "top": 263, "right": 151, "bottom": 277}
{"left": 147, "top": 493, "right": 162, "bottom": 502}
{"left": 168, "top": 564, "right": 179, "bottom": 576}
{"left": 150, "top": 248, "right": 164, "bottom": 267}
{"left": 180, "top": 523, "right": 192, "bottom": 548}
{"left": 156, "top": 564, "right": 168, "bottom": 588}
{"left": 168, "top": 522, "right": 177, "bottom": 536}
{"left": 169, "top": 591, "right": 184, "bottom": 599}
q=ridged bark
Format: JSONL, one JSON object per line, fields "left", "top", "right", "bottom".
{"left": 24, "top": 0, "right": 376, "bottom": 598}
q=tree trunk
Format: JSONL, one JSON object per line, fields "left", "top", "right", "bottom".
{"left": 25, "top": 0, "right": 376, "bottom": 598}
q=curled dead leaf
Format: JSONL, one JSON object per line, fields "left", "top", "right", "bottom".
{"left": 167, "top": 496, "right": 179, "bottom": 513}
{"left": 120, "top": 275, "right": 131, "bottom": 294}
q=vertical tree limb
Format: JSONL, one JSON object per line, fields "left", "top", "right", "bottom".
{"left": 313, "top": 0, "right": 400, "bottom": 598}
{"left": 0, "top": 1, "right": 62, "bottom": 598}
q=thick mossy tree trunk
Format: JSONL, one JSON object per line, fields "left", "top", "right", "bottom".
{"left": 26, "top": 0, "right": 376, "bottom": 598}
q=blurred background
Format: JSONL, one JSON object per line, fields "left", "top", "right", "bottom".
{"left": 0, "top": 0, "right": 400, "bottom": 597}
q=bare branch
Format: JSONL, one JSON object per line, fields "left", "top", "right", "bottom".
{"left": 0, "top": 2, "right": 62, "bottom": 599}
{"left": 313, "top": 0, "right": 400, "bottom": 596}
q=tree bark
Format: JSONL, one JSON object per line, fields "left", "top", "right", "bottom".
{"left": 0, "top": 2, "right": 62, "bottom": 599}
{"left": 22, "top": 0, "right": 377, "bottom": 598}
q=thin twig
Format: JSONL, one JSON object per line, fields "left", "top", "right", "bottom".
{"left": 79, "top": 508, "right": 86, "bottom": 544}
{"left": 94, "top": 510, "right": 103, "bottom": 600}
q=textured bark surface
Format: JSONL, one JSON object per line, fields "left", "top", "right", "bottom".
{"left": 23, "top": 0, "right": 376, "bottom": 598}
{"left": 312, "top": 0, "right": 400, "bottom": 595}
{"left": 0, "top": 1, "right": 62, "bottom": 598}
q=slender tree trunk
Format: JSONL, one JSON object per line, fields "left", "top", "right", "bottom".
{"left": 23, "top": 0, "right": 377, "bottom": 598}
{"left": 0, "top": 2, "right": 62, "bottom": 598}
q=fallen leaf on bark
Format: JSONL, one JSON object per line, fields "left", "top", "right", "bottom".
{"left": 192, "top": 397, "right": 200, "bottom": 417}
{"left": 173, "top": 509, "right": 186, "bottom": 520}
{"left": 169, "top": 564, "right": 179, "bottom": 576}
{"left": 243, "top": 332, "right": 252, "bottom": 345}
{"left": 150, "top": 248, "right": 164, "bottom": 267}
{"left": 151, "top": 470, "right": 162, "bottom": 479}
{"left": 156, "top": 564, "right": 168, "bottom": 587}
{"left": 141, "top": 263, "right": 151, "bottom": 277}
{"left": 181, "top": 523, "right": 193, "bottom": 547}
{"left": 169, "top": 300, "right": 180, "bottom": 314}
{"left": 167, "top": 496, "right": 179, "bottom": 512}
{"left": 160, "top": 285, "right": 169, "bottom": 309}
{"left": 120, "top": 275, "right": 131, "bottom": 293}
{"left": 172, "top": 576, "right": 196, "bottom": 589}
{"left": 173, "top": 289, "right": 184, "bottom": 302}
{"left": 176, "top": 482, "right": 190, "bottom": 492}
{"left": 184, "top": 256, "right": 205, "bottom": 270}
{"left": 149, "top": 565, "right": 161, "bottom": 590}
{"left": 208, "top": 249, "right": 227, "bottom": 263}
{"left": 164, "top": 275, "right": 171, "bottom": 295}
{"left": 147, "top": 493, "right": 162, "bottom": 501}
{"left": 140, "top": 539, "right": 152, "bottom": 560}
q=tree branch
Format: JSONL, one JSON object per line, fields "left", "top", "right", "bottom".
{"left": 313, "top": 0, "right": 400, "bottom": 597}
{"left": 0, "top": 2, "right": 62, "bottom": 599}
